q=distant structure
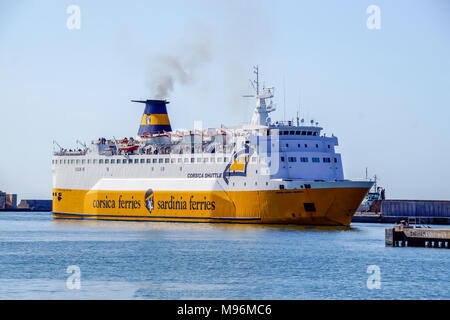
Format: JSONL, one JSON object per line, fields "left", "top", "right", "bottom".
{"left": 0, "top": 191, "right": 17, "bottom": 210}
{"left": 0, "top": 190, "right": 51, "bottom": 211}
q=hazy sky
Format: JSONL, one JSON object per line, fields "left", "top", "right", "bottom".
{"left": 1, "top": 0, "right": 449, "bottom": 201}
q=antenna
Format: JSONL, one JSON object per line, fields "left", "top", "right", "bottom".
{"left": 283, "top": 76, "right": 286, "bottom": 121}
{"left": 253, "top": 65, "right": 259, "bottom": 95}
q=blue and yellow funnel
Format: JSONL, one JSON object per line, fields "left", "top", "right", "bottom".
{"left": 132, "top": 99, "right": 172, "bottom": 136}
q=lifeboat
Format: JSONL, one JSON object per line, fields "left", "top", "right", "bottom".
{"left": 119, "top": 144, "right": 139, "bottom": 151}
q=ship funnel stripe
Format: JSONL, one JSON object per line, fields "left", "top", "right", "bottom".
{"left": 138, "top": 124, "right": 172, "bottom": 134}
{"left": 140, "top": 114, "right": 171, "bottom": 126}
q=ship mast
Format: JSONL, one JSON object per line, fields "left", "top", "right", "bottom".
{"left": 248, "top": 66, "right": 276, "bottom": 126}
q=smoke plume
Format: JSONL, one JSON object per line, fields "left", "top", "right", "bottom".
{"left": 146, "top": 36, "right": 212, "bottom": 99}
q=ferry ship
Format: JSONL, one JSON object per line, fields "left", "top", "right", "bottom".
{"left": 52, "top": 67, "right": 373, "bottom": 226}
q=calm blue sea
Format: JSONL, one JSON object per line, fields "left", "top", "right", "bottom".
{"left": 0, "top": 211, "right": 448, "bottom": 300}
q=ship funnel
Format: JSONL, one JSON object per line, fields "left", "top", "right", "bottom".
{"left": 132, "top": 99, "right": 172, "bottom": 136}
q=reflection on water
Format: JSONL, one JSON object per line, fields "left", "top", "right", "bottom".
{"left": 0, "top": 211, "right": 448, "bottom": 299}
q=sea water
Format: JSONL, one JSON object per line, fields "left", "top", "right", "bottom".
{"left": 0, "top": 211, "right": 448, "bottom": 299}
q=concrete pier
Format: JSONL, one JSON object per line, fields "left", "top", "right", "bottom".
{"left": 386, "top": 221, "right": 450, "bottom": 248}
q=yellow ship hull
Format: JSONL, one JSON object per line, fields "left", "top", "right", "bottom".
{"left": 52, "top": 186, "right": 370, "bottom": 226}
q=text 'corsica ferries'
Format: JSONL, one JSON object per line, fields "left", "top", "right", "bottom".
{"left": 52, "top": 67, "right": 373, "bottom": 226}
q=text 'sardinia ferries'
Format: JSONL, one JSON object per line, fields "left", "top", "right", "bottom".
{"left": 52, "top": 68, "right": 373, "bottom": 226}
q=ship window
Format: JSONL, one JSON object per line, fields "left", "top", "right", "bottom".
{"left": 316, "top": 144, "right": 318, "bottom": 148}
{"left": 323, "top": 157, "right": 331, "bottom": 163}
{"left": 288, "top": 157, "right": 296, "bottom": 162}
{"left": 151, "top": 167, "right": 154, "bottom": 171}
{"left": 184, "top": 158, "right": 189, "bottom": 163}
{"left": 159, "top": 158, "right": 163, "bottom": 163}
{"left": 307, "top": 132, "right": 312, "bottom": 135}
{"left": 165, "top": 158, "right": 169, "bottom": 163}
{"left": 328, "top": 145, "right": 330, "bottom": 148}
{"left": 297, "top": 144, "right": 300, "bottom": 148}
{"left": 301, "top": 131, "right": 306, "bottom": 135}
{"left": 279, "top": 184, "right": 285, "bottom": 190}
{"left": 178, "top": 158, "right": 182, "bottom": 163}
{"left": 266, "top": 182, "right": 268, "bottom": 186}
{"left": 312, "top": 157, "right": 320, "bottom": 163}
{"left": 134, "top": 159, "right": 139, "bottom": 164}
{"left": 295, "top": 131, "right": 300, "bottom": 135}
{"left": 300, "top": 157, "right": 309, "bottom": 163}
{"left": 244, "top": 182, "right": 246, "bottom": 186}
{"left": 210, "top": 158, "right": 215, "bottom": 163}
{"left": 204, "top": 158, "right": 209, "bottom": 163}
{"left": 122, "top": 159, "right": 126, "bottom": 164}
{"left": 304, "top": 144, "right": 308, "bottom": 148}
{"left": 153, "top": 159, "right": 157, "bottom": 163}
{"left": 334, "top": 158, "right": 338, "bottom": 163}
{"left": 281, "top": 156, "right": 285, "bottom": 162}
{"left": 279, "top": 131, "right": 283, "bottom": 135}
{"left": 105, "top": 159, "right": 110, "bottom": 164}
{"left": 110, "top": 159, "right": 115, "bottom": 164}
{"left": 92, "top": 160, "right": 96, "bottom": 164}
{"left": 99, "top": 159, "right": 104, "bottom": 164}
{"left": 313, "top": 132, "right": 317, "bottom": 136}
{"left": 171, "top": 159, "right": 175, "bottom": 163}
{"left": 283, "top": 131, "right": 288, "bottom": 135}
{"left": 197, "top": 158, "right": 202, "bottom": 162}
{"left": 286, "top": 143, "right": 289, "bottom": 147}
{"left": 76, "top": 159, "right": 80, "bottom": 164}
{"left": 290, "top": 131, "right": 295, "bottom": 135}
{"left": 190, "top": 158, "right": 194, "bottom": 163}
{"left": 224, "top": 157, "right": 229, "bottom": 162}
{"left": 128, "top": 159, "right": 132, "bottom": 164}
{"left": 304, "top": 203, "right": 316, "bottom": 212}
{"left": 146, "top": 159, "right": 151, "bottom": 163}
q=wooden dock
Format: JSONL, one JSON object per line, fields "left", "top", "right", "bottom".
{"left": 385, "top": 221, "right": 450, "bottom": 248}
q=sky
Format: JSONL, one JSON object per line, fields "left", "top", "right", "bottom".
{"left": 0, "top": 0, "right": 449, "bottom": 201}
